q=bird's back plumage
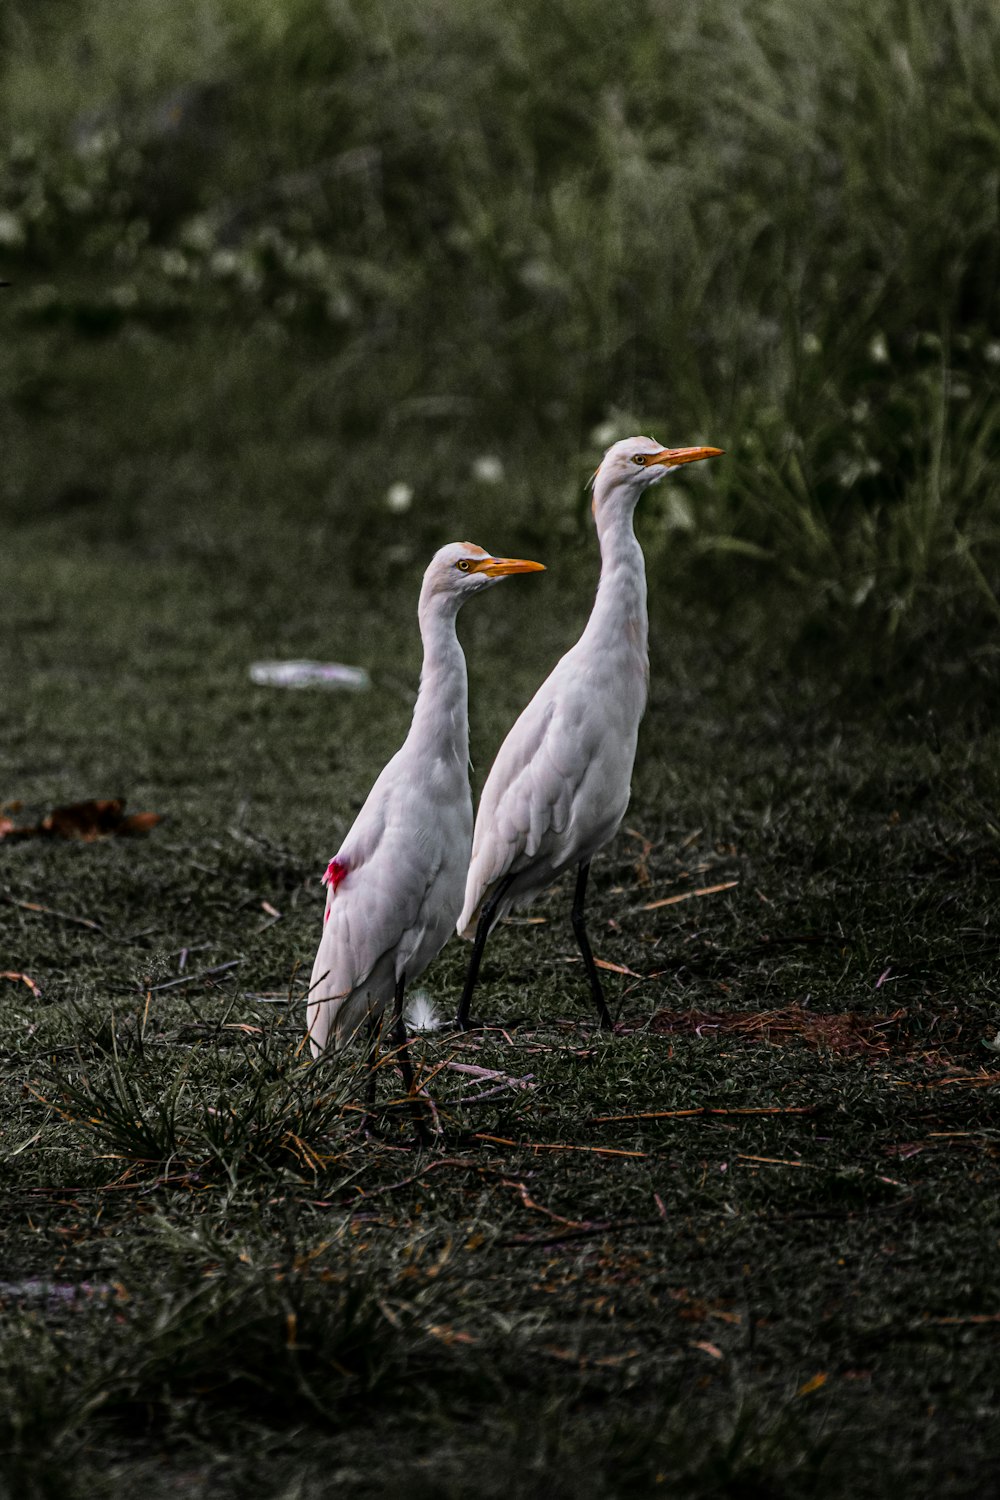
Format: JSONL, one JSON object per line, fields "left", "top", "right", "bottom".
{"left": 458, "top": 639, "right": 642, "bottom": 938}
{"left": 307, "top": 739, "right": 471, "bottom": 1049}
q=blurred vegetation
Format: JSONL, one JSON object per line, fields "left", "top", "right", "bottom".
{"left": 2, "top": 0, "right": 999, "bottom": 649}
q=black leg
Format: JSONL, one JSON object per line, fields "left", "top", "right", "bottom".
{"left": 391, "top": 974, "right": 431, "bottom": 1146}
{"left": 571, "top": 862, "right": 613, "bottom": 1030}
{"left": 344, "top": 1017, "right": 381, "bottom": 1138}
{"left": 365, "top": 1018, "right": 379, "bottom": 1108}
{"left": 455, "top": 873, "right": 516, "bottom": 1029}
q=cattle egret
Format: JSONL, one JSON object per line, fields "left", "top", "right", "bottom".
{"left": 455, "top": 436, "right": 723, "bottom": 1029}
{"left": 306, "top": 542, "right": 544, "bottom": 1117}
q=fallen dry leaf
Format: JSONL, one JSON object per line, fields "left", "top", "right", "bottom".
{"left": 1, "top": 971, "right": 42, "bottom": 999}
{"left": 0, "top": 799, "right": 163, "bottom": 842}
{"left": 796, "top": 1372, "right": 828, "bottom": 1397}
{"left": 425, "top": 1323, "right": 478, "bottom": 1346}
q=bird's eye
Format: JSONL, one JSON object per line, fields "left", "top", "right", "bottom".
{"left": 631, "top": 454, "right": 647, "bottom": 466}
{"left": 456, "top": 558, "right": 472, "bottom": 572}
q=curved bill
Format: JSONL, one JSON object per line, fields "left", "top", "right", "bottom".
{"left": 475, "top": 556, "right": 546, "bottom": 577}
{"left": 643, "top": 445, "right": 724, "bottom": 468}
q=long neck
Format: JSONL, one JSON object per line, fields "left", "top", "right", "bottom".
{"left": 582, "top": 498, "right": 649, "bottom": 669}
{"left": 406, "top": 587, "right": 469, "bottom": 773}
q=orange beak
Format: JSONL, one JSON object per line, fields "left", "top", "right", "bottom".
{"left": 643, "top": 445, "right": 724, "bottom": 468}
{"left": 474, "top": 556, "right": 546, "bottom": 577}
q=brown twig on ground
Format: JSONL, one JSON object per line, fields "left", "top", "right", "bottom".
{"left": 642, "top": 880, "right": 739, "bottom": 910}
{"left": 2, "top": 894, "right": 105, "bottom": 934}
{"left": 502, "top": 1178, "right": 595, "bottom": 1229}
{"left": 894, "top": 1073, "right": 1000, "bottom": 1089}
{"left": 636, "top": 1004, "right": 907, "bottom": 1056}
{"left": 145, "top": 960, "right": 243, "bottom": 994}
{"left": 589, "top": 1105, "right": 815, "bottom": 1123}
{"left": 737, "top": 1153, "right": 815, "bottom": 1169}
{"left": 473, "top": 1133, "right": 647, "bottom": 1159}
{"left": 0, "top": 971, "right": 42, "bottom": 998}
{"left": 354, "top": 1157, "right": 484, "bottom": 1198}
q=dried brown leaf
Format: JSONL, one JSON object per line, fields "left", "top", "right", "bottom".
{"left": 0, "top": 798, "right": 163, "bottom": 842}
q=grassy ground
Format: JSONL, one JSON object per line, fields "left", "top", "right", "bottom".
{"left": 2, "top": 477, "right": 998, "bottom": 1497}
{"left": 2, "top": 1, "right": 1000, "bottom": 1495}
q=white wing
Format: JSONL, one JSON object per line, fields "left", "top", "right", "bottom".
{"left": 458, "top": 654, "right": 635, "bottom": 937}
{"left": 307, "top": 748, "right": 470, "bottom": 1049}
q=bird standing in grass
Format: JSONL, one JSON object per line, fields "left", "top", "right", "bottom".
{"left": 456, "top": 436, "right": 722, "bottom": 1029}
{"left": 306, "top": 542, "right": 544, "bottom": 1102}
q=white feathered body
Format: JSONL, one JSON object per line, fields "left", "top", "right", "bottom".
{"left": 307, "top": 575, "right": 473, "bottom": 1051}
{"left": 458, "top": 503, "right": 648, "bottom": 937}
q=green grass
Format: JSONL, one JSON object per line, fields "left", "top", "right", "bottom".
{"left": 2, "top": 1, "right": 1000, "bottom": 1494}
{"left": 2, "top": 507, "right": 998, "bottom": 1494}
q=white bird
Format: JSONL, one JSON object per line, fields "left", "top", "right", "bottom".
{"left": 455, "top": 436, "right": 722, "bottom": 1029}
{"left": 306, "top": 541, "right": 544, "bottom": 1096}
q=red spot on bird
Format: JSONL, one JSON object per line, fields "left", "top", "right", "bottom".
{"left": 322, "top": 858, "right": 348, "bottom": 891}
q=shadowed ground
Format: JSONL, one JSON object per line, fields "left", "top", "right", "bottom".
{"left": 1, "top": 494, "right": 997, "bottom": 1496}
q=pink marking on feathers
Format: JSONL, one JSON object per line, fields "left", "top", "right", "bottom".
{"left": 322, "top": 858, "right": 348, "bottom": 892}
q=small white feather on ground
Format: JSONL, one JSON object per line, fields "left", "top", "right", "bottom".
{"left": 405, "top": 990, "right": 444, "bottom": 1033}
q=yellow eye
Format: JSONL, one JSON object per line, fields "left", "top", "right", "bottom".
{"left": 456, "top": 558, "right": 472, "bottom": 572}
{"left": 631, "top": 454, "right": 646, "bottom": 466}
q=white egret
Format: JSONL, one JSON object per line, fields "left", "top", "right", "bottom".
{"left": 455, "top": 436, "right": 722, "bottom": 1029}
{"left": 306, "top": 542, "right": 544, "bottom": 1119}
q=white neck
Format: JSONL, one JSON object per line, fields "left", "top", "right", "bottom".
{"left": 581, "top": 496, "right": 649, "bottom": 677}
{"left": 406, "top": 584, "right": 469, "bottom": 774}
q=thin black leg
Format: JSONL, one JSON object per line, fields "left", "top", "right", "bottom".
{"left": 571, "top": 862, "right": 613, "bottom": 1030}
{"left": 455, "top": 873, "right": 516, "bottom": 1029}
{"left": 391, "top": 974, "right": 431, "bottom": 1146}
{"left": 365, "top": 1018, "right": 379, "bottom": 1107}
{"left": 349, "top": 1017, "right": 381, "bottom": 1137}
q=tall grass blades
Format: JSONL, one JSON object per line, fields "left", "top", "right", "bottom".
{"left": 1, "top": 0, "right": 998, "bottom": 639}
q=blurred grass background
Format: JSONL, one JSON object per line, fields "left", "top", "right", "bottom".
{"left": 2, "top": 0, "right": 999, "bottom": 655}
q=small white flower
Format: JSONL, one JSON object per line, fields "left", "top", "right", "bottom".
{"left": 160, "top": 248, "right": 188, "bottom": 279}
{"left": 0, "top": 210, "right": 24, "bottom": 248}
{"left": 180, "top": 215, "right": 216, "bottom": 253}
{"left": 209, "top": 248, "right": 239, "bottom": 277}
{"left": 868, "top": 332, "right": 889, "bottom": 364}
{"left": 801, "top": 332, "right": 821, "bottom": 356}
{"left": 386, "top": 482, "right": 413, "bottom": 513}
{"left": 472, "top": 454, "right": 504, "bottom": 484}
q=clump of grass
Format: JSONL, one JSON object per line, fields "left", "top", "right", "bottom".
{"left": 0, "top": 1227, "right": 455, "bottom": 1499}
{"left": 36, "top": 1006, "right": 365, "bottom": 1184}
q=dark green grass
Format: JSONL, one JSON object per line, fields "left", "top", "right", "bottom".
{"left": 2, "top": 485, "right": 998, "bottom": 1495}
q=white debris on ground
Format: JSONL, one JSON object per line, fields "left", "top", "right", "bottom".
{"left": 249, "top": 661, "right": 371, "bottom": 690}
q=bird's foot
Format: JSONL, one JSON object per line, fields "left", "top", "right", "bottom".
{"left": 446, "top": 1013, "right": 487, "bottom": 1033}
